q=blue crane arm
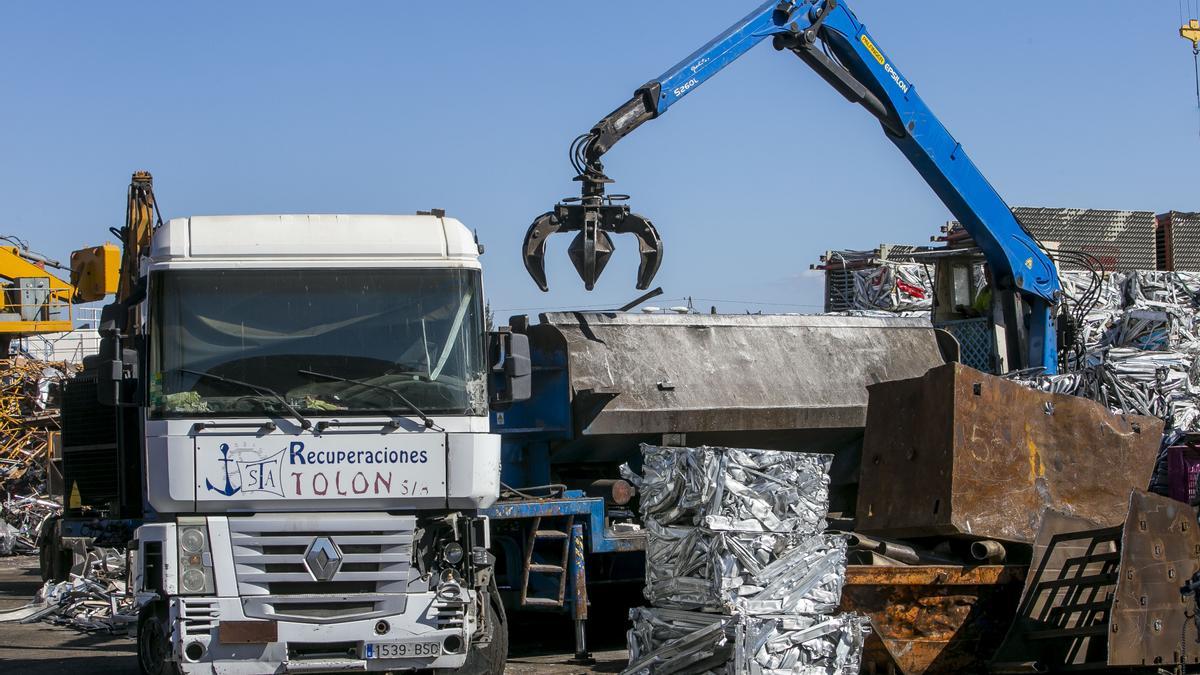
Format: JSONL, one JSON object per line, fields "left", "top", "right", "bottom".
{"left": 566, "top": 0, "right": 1061, "bottom": 372}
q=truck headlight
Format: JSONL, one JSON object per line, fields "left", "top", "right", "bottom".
{"left": 177, "top": 518, "right": 214, "bottom": 595}
{"left": 442, "top": 542, "right": 464, "bottom": 565}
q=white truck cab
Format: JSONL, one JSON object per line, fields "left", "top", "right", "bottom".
{"left": 78, "top": 214, "right": 520, "bottom": 674}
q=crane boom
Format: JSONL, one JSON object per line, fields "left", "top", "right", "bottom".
{"left": 522, "top": 0, "right": 1062, "bottom": 372}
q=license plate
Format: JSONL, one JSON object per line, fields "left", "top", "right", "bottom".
{"left": 365, "top": 641, "right": 442, "bottom": 659}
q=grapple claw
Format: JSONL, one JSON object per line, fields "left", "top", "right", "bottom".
{"left": 521, "top": 197, "right": 663, "bottom": 292}
{"left": 521, "top": 211, "right": 559, "bottom": 292}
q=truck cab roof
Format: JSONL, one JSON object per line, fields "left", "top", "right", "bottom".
{"left": 149, "top": 214, "right": 481, "bottom": 269}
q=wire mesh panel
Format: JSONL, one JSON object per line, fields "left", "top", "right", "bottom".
{"left": 823, "top": 268, "right": 856, "bottom": 312}
{"left": 935, "top": 317, "right": 996, "bottom": 374}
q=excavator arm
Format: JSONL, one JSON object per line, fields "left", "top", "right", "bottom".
{"left": 523, "top": 0, "right": 1062, "bottom": 372}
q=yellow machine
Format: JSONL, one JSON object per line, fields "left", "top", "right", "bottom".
{"left": 0, "top": 239, "right": 116, "bottom": 353}
{"left": 1183, "top": 18, "right": 1200, "bottom": 47}
{"left": 0, "top": 172, "right": 156, "bottom": 353}
{"left": 0, "top": 245, "right": 76, "bottom": 339}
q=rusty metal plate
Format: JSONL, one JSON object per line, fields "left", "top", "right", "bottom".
{"left": 838, "top": 565, "right": 1025, "bottom": 675}
{"left": 1109, "top": 490, "right": 1200, "bottom": 668}
{"left": 989, "top": 510, "right": 1120, "bottom": 672}
{"left": 218, "top": 620, "right": 278, "bottom": 644}
{"left": 857, "top": 363, "right": 1162, "bottom": 543}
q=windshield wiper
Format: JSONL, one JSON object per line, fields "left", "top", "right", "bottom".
{"left": 297, "top": 369, "right": 444, "bottom": 431}
{"left": 179, "top": 368, "right": 312, "bottom": 430}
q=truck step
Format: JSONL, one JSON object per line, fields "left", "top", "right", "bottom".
{"left": 533, "top": 529, "right": 569, "bottom": 540}
{"left": 522, "top": 597, "right": 564, "bottom": 608}
{"left": 528, "top": 563, "right": 564, "bottom": 574}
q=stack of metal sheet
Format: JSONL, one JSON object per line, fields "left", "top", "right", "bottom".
{"left": 1156, "top": 211, "right": 1200, "bottom": 271}
{"left": 622, "top": 446, "right": 867, "bottom": 674}
{"left": 1012, "top": 207, "right": 1157, "bottom": 270}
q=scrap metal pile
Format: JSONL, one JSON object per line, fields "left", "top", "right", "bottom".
{"left": 813, "top": 249, "right": 936, "bottom": 316}
{"left": 0, "top": 545, "right": 139, "bottom": 632}
{"left": 621, "top": 445, "right": 869, "bottom": 674}
{"left": 845, "top": 263, "right": 933, "bottom": 316}
{"left": 1016, "top": 271, "right": 1200, "bottom": 436}
{"left": 0, "top": 356, "right": 71, "bottom": 554}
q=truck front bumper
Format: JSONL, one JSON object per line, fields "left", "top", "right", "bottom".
{"left": 170, "top": 591, "right": 474, "bottom": 674}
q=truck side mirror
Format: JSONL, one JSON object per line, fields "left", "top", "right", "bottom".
{"left": 96, "top": 334, "right": 139, "bottom": 408}
{"left": 488, "top": 328, "right": 531, "bottom": 410}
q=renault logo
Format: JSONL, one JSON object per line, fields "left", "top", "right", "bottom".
{"left": 304, "top": 537, "right": 342, "bottom": 581}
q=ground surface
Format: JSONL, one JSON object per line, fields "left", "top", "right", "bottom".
{"left": 0, "top": 555, "right": 630, "bottom": 674}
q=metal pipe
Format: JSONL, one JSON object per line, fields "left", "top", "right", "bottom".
{"left": 970, "top": 540, "right": 1007, "bottom": 564}
{"left": 846, "top": 533, "right": 921, "bottom": 565}
{"left": 847, "top": 533, "right": 961, "bottom": 565}
{"left": 581, "top": 479, "right": 637, "bottom": 506}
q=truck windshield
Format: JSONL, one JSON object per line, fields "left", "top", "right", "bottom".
{"left": 149, "top": 268, "right": 487, "bottom": 418}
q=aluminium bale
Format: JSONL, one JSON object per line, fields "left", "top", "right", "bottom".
{"left": 623, "top": 607, "right": 737, "bottom": 675}
{"left": 644, "top": 522, "right": 847, "bottom": 615}
{"left": 735, "top": 612, "right": 870, "bottom": 675}
{"left": 625, "top": 445, "right": 832, "bottom": 535}
{"left": 624, "top": 608, "right": 869, "bottom": 675}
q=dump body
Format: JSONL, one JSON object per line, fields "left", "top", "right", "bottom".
{"left": 857, "top": 363, "right": 1163, "bottom": 543}
{"left": 496, "top": 311, "right": 946, "bottom": 467}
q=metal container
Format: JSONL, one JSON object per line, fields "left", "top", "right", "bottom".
{"left": 1167, "top": 443, "right": 1200, "bottom": 505}
{"left": 839, "top": 565, "right": 1025, "bottom": 675}
{"left": 856, "top": 363, "right": 1163, "bottom": 542}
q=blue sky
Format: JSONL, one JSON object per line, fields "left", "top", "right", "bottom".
{"left": 1, "top": 1, "right": 1196, "bottom": 317}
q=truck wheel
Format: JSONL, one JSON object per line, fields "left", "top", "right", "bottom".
{"left": 137, "top": 603, "right": 180, "bottom": 675}
{"left": 38, "top": 520, "right": 70, "bottom": 582}
{"left": 455, "top": 579, "right": 507, "bottom": 674}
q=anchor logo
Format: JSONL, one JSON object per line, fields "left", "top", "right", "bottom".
{"left": 205, "top": 443, "right": 241, "bottom": 496}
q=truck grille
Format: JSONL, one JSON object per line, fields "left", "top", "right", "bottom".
{"left": 228, "top": 513, "right": 415, "bottom": 623}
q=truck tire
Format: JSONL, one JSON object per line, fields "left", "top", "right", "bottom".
{"left": 454, "top": 579, "right": 507, "bottom": 674}
{"left": 38, "top": 518, "right": 70, "bottom": 582}
{"left": 38, "top": 535, "right": 71, "bottom": 582}
{"left": 137, "top": 603, "right": 181, "bottom": 675}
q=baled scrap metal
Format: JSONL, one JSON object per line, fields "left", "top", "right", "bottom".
{"left": 851, "top": 263, "right": 933, "bottom": 314}
{"left": 626, "top": 444, "right": 860, "bottom": 673}
{"left": 624, "top": 608, "right": 870, "bottom": 675}
{"left": 644, "top": 521, "right": 847, "bottom": 614}
{"left": 732, "top": 535, "right": 847, "bottom": 616}
{"left": 624, "top": 607, "right": 736, "bottom": 675}
{"left": 735, "top": 612, "right": 870, "bottom": 675}
{"left": 629, "top": 445, "right": 832, "bottom": 534}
